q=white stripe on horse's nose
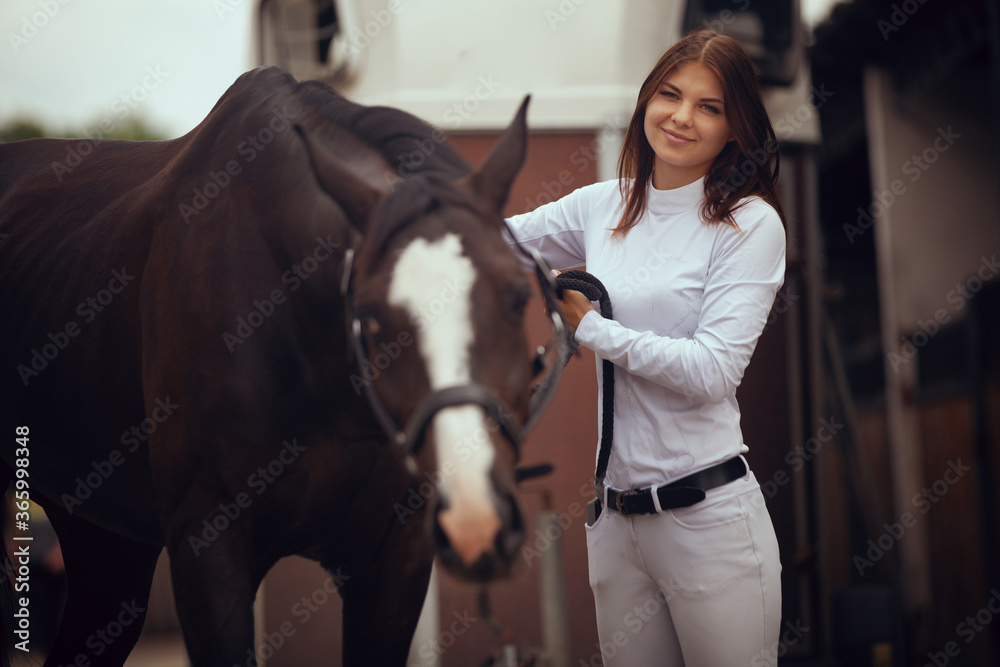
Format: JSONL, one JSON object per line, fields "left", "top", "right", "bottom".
{"left": 388, "top": 233, "right": 477, "bottom": 394}
{"left": 388, "top": 233, "right": 499, "bottom": 560}
{"left": 431, "top": 405, "right": 500, "bottom": 564}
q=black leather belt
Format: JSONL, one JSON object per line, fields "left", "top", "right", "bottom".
{"left": 596, "top": 457, "right": 747, "bottom": 517}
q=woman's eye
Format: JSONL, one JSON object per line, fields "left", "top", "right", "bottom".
{"left": 702, "top": 104, "right": 720, "bottom": 114}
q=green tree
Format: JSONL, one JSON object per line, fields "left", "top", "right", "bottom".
{"left": 0, "top": 116, "right": 166, "bottom": 143}
{"left": 92, "top": 117, "right": 166, "bottom": 141}
{"left": 0, "top": 119, "right": 46, "bottom": 142}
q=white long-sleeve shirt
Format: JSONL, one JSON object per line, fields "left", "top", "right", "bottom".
{"left": 505, "top": 176, "right": 786, "bottom": 489}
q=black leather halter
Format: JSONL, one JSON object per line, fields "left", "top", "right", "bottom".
{"left": 341, "top": 233, "right": 571, "bottom": 474}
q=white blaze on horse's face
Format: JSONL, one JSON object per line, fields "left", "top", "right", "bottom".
{"left": 387, "top": 232, "right": 501, "bottom": 565}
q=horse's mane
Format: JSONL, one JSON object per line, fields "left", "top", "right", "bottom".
{"left": 291, "top": 81, "right": 471, "bottom": 179}
{"left": 291, "top": 80, "right": 483, "bottom": 269}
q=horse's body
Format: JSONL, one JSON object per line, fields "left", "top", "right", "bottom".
{"left": 0, "top": 66, "right": 537, "bottom": 665}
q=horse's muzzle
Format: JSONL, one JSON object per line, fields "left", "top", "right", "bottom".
{"left": 432, "top": 489, "right": 525, "bottom": 582}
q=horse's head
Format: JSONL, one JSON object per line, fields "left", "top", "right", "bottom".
{"left": 296, "top": 98, "right": 551, "bottom": 582}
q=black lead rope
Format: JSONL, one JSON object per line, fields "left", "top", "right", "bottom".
{"left": 476, "top": 271, "right": 614, "bottom": 646}
{"left": 553, "top": 270, "right": 615, "bottom": 485}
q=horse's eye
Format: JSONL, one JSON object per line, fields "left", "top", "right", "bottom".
{"left": 364, "top": 315, "right": 381, "bottom": 335}
{"left": 356, "top": 304, "right": 382, "bottom": 335}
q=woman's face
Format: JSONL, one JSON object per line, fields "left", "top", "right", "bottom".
{"left": 643, "top": 60, "right": 733, "bottom": 190}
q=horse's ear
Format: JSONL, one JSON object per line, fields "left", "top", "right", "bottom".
{"left": 295, "top": 124, "right": 382, "bottom": 230}
{"left": 465, "top": 95, "right": 530, "bottom": 214}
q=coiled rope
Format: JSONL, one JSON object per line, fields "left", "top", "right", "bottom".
{"left": 554, "top": 270, "right": 615, "bottom": 483}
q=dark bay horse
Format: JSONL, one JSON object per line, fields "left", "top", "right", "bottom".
{"left": 0, "top": 66, "right": 559, "bottom": 665}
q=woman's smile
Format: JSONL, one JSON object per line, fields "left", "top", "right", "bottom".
{"left": 662, "top": 128, "right": 695, "bottom": 145}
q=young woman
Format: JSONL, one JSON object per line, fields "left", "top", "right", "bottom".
{"left": 506, "top": 29, "right": 786, "bottom": 665}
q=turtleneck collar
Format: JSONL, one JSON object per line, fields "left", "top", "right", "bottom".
{"left": 645, "top": 176, "right": 706, "bottom": 215}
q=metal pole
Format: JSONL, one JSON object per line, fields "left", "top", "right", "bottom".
{"left": 538, "top": 511, "right": 570, "bottom": 667}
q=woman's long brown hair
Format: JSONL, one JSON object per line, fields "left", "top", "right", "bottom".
{"left": 614, "top": 29, "right": 786, "bottom": 238}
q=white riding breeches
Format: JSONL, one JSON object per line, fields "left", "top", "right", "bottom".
{"left": 584, "top": 465, "right": 782, "bottom": 666}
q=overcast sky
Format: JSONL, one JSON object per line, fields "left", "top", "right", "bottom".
{"left": 1, "top": 0, "right": 253, "bottom": 138}
{"left": 0, "top": 0, "right": 842, "bottom": 139}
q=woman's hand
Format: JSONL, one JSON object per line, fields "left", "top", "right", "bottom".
{"left": 557, "top": 287, "right": 595, "bottom": 333}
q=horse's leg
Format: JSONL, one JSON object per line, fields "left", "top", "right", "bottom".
{"left": 341, "top": 512, "right": 434, "bottom": 666}
{"left": 166, "top": 524, "right": 261, "bottom": 666}
{"left": 42, "top": 506, "right": 161, "bottom": 667}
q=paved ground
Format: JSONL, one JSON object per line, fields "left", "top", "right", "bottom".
{"left": 124, "top": 634, "right": 190, "bottom": 666}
